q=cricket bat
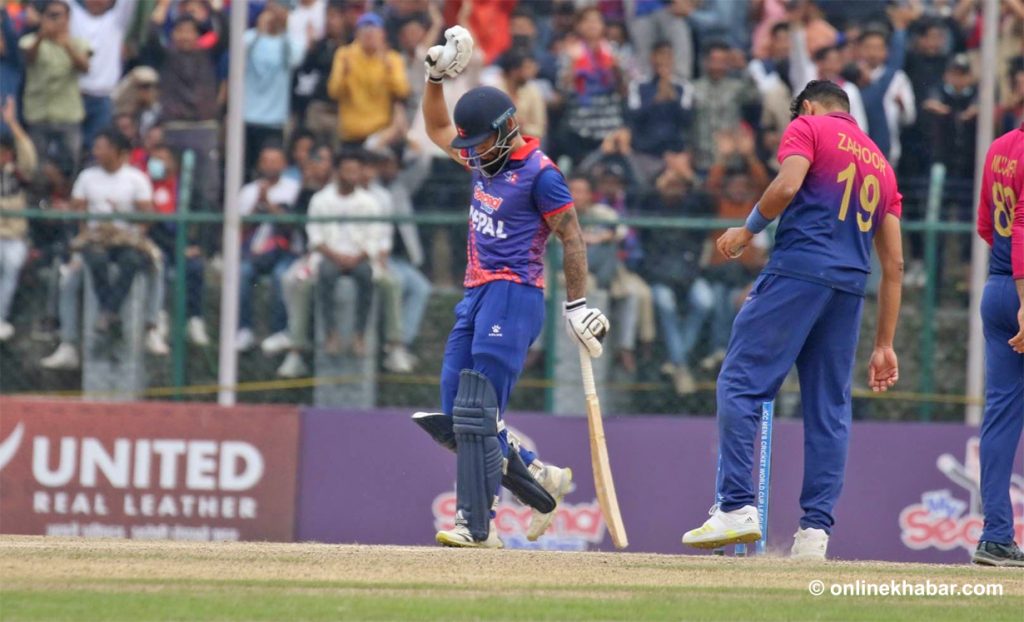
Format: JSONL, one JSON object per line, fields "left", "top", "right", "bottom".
{"left": 579, "top": 345, "right": 628, "bottom": 549}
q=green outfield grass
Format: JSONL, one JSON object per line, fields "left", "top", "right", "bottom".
{"left": 1, "top": 537, "right": 1021, "bottom": 621}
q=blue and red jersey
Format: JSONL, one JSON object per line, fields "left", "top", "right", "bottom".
{"left": 977, "top": 124, "right": 1024, "bottom": 280}
{"left": 463, "top": 136, "right": 573, "bottom": 289}
{"left": 764, "top": 112, "right": 903, "bottom": 295}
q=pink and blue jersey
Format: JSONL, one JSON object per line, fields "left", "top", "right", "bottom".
{"left": 765, "top": 112, "right": 902, "bottom": 295}
{"left": 463, "top": 136, "right": 574, "bottom": 289}
{"left": 977, "top": 124, "right": 1024, "bottom": 280}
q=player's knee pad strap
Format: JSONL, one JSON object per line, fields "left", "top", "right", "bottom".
{"left": 412, "top": 412, "right": 555, "bottom": 513}
{"left": 452, "top": 370, "right": 504, "bottom": 541}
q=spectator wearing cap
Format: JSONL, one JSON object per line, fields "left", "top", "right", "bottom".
{"left": 69, "top": 0, "right": 137, "bottom": 153}
{"left": 19, "top": 0, "right": 90, "bottom": 169}
{"left": 145, "top": 0, "right": 226, "bottom": 218}
{"left": 243, "top": 1, "right": 305, "bottom": 177}
{"left": 327, "top": 12, "right": 410, "bottom": 147}
{"left": 922, "top": 54, "right": 978, "bottom": 181}
{"left": 112, "top": 66, "right": 161, "bottom": 136}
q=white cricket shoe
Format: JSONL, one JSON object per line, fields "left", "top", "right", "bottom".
{"left": 41, "top": 342, "right": 80, "bottom": 370}
{"left": 261, "top": 331, "right": 292, "bottom": 356}
{"left": 436, "top": 516, "right": 504, "bottom": 549}
{"left": 526, "top": 462, "right": 573, "bottom": 541}
{"left": 277, "top": 351, "right": 309, "bottom": 378}
{"left": 383, "top": 345, "right": 415, "bottom": 373}
{"left": 682, "top": 504, "right": 761, "bottom": 549}
{"left": 235, "top": 328, "right": 255, "bottom": 352}
{"left": 0, "top": 320, "right": 13, "bottom": 341}
{"left": 187, "top": 317, "right": 210, "bottom": 346}
{"left": 146, "top": 328, "right": 170, "bottom": 355}
{"left": 790, "top": 527, "right": 829, "bottom": 561}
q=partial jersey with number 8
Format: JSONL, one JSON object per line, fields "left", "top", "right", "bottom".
{"left": 762, "top": 112, "right": 902, "bottom": 295}
{"left": 977, "top": 125, "right": 1024, "bottom": 279}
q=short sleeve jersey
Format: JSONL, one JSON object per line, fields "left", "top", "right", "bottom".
{"left": 464, "top": 136, "right": 574, "bottom": 289}
{"left": 764, "top": 112, "right": 902, "bottom": 295}
{"left": 976, "top": 124, "right": 1024, "bottom": 279}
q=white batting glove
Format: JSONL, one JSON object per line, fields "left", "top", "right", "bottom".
{"left": 564, "top": 298, "right": 610, "bottom": 358}
{"left": 424, "top": 25, "right": 474, "bottom": 83}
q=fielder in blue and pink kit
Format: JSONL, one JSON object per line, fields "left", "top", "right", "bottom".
{"left": 414, "top": 26, "right": 610, "bottom": 549}
{"left": 972, "top": 124, "right": 1024, "bottom": 567}
{"left": 683, "top": 81, "right": 905, "bottom": 559}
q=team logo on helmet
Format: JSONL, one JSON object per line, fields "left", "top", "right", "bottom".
{"left": 457, "top": 126, "right": 467, "bottom": 138}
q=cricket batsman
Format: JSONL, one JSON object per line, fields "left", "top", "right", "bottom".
{"left": 972, "top": 123, "right": 1024, "bottom": 567}
{"left": 682, "top": 81, "right": 904, "bottom": 560}
{"left": 411, "top": 27, "right": 610, "bottom": 548}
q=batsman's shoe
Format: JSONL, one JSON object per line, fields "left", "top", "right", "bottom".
{"left": 790, "top": 527, "right": 829, "bottom": 561}
{"left": 682, "top": 504, "right": 761, "bottom": 549}
{"left": 436, "top": 518, "right": 504, "bottom": 549}
{"left": 526, "top": 462, "right": 573, "bottom": 541}
{"left": 972, "top": 540, "right": 1024, "bottom": 567}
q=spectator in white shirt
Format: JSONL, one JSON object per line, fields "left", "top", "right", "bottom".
{"left": 71, "top": 130, "right": 153, "bottom": 337}
{"left": 67, "top": 0, "right": 135, "bottom": 151}
{"left": 288, "top": 0, "right": 326, "bottom": 48}
{"left": 236, "top": 144, "right": 300, "bottom": 354}
{"left": 277, "top": 151, "right": 375, "bottom": 378}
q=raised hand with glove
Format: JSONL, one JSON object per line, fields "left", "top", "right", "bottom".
{"left": 564, "top": 298, "right": 610, "bottom": 358}
{"left": 425, "top": 25, "right": 474, "bottom": 83}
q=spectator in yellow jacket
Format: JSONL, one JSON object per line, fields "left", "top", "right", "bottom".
{"left": 327, "top": 13, "right": 410, "bottom": 146}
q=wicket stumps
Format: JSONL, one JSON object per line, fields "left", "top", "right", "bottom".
{"left": 713, "top": 400, "right": 774, "bottom": 557}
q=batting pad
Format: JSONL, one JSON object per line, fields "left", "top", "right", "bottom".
{"left": 452, "top": 370, "right": 504, "bottom": 542}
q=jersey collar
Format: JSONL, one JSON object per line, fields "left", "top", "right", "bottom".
{"left": 826, "top": 112, "right": 857, "bottom": 124}
{"left": 510, "top": 136, "right": 541, "bottom": 161}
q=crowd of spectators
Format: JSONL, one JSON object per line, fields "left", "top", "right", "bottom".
{"left": 0, "top": 0, "right": 1021, "bottom": 393}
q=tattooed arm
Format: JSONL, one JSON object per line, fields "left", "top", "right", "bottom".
{"left": 545, "top": 206, "right": 588, "bottom": 301}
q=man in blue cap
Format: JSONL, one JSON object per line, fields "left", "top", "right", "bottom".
{"left": 326, "top": 11, "right": 409, "bottom": 146}
{"left": 412, "top": 27, "right": 610, "bottom": 548}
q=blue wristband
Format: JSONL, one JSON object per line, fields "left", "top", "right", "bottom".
{"left": 744, "top": 204, "right": 771, "bottom": 234}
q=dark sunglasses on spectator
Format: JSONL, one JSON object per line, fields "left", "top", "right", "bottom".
{"left": 44, "top": 11, "right": 65, "bottom": 19}
{"left": 138, "top": 83, "right": 157, "bottom": 89}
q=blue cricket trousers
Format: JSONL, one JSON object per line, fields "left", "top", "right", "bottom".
{"left": 717, "top": 274, "right": 863, "bottom": 533}
{"left": 980, "top": 275, "right": 1024, "bottom": 545}
{"left": 441, "top": 280, "right": 545, "bottom": 460}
